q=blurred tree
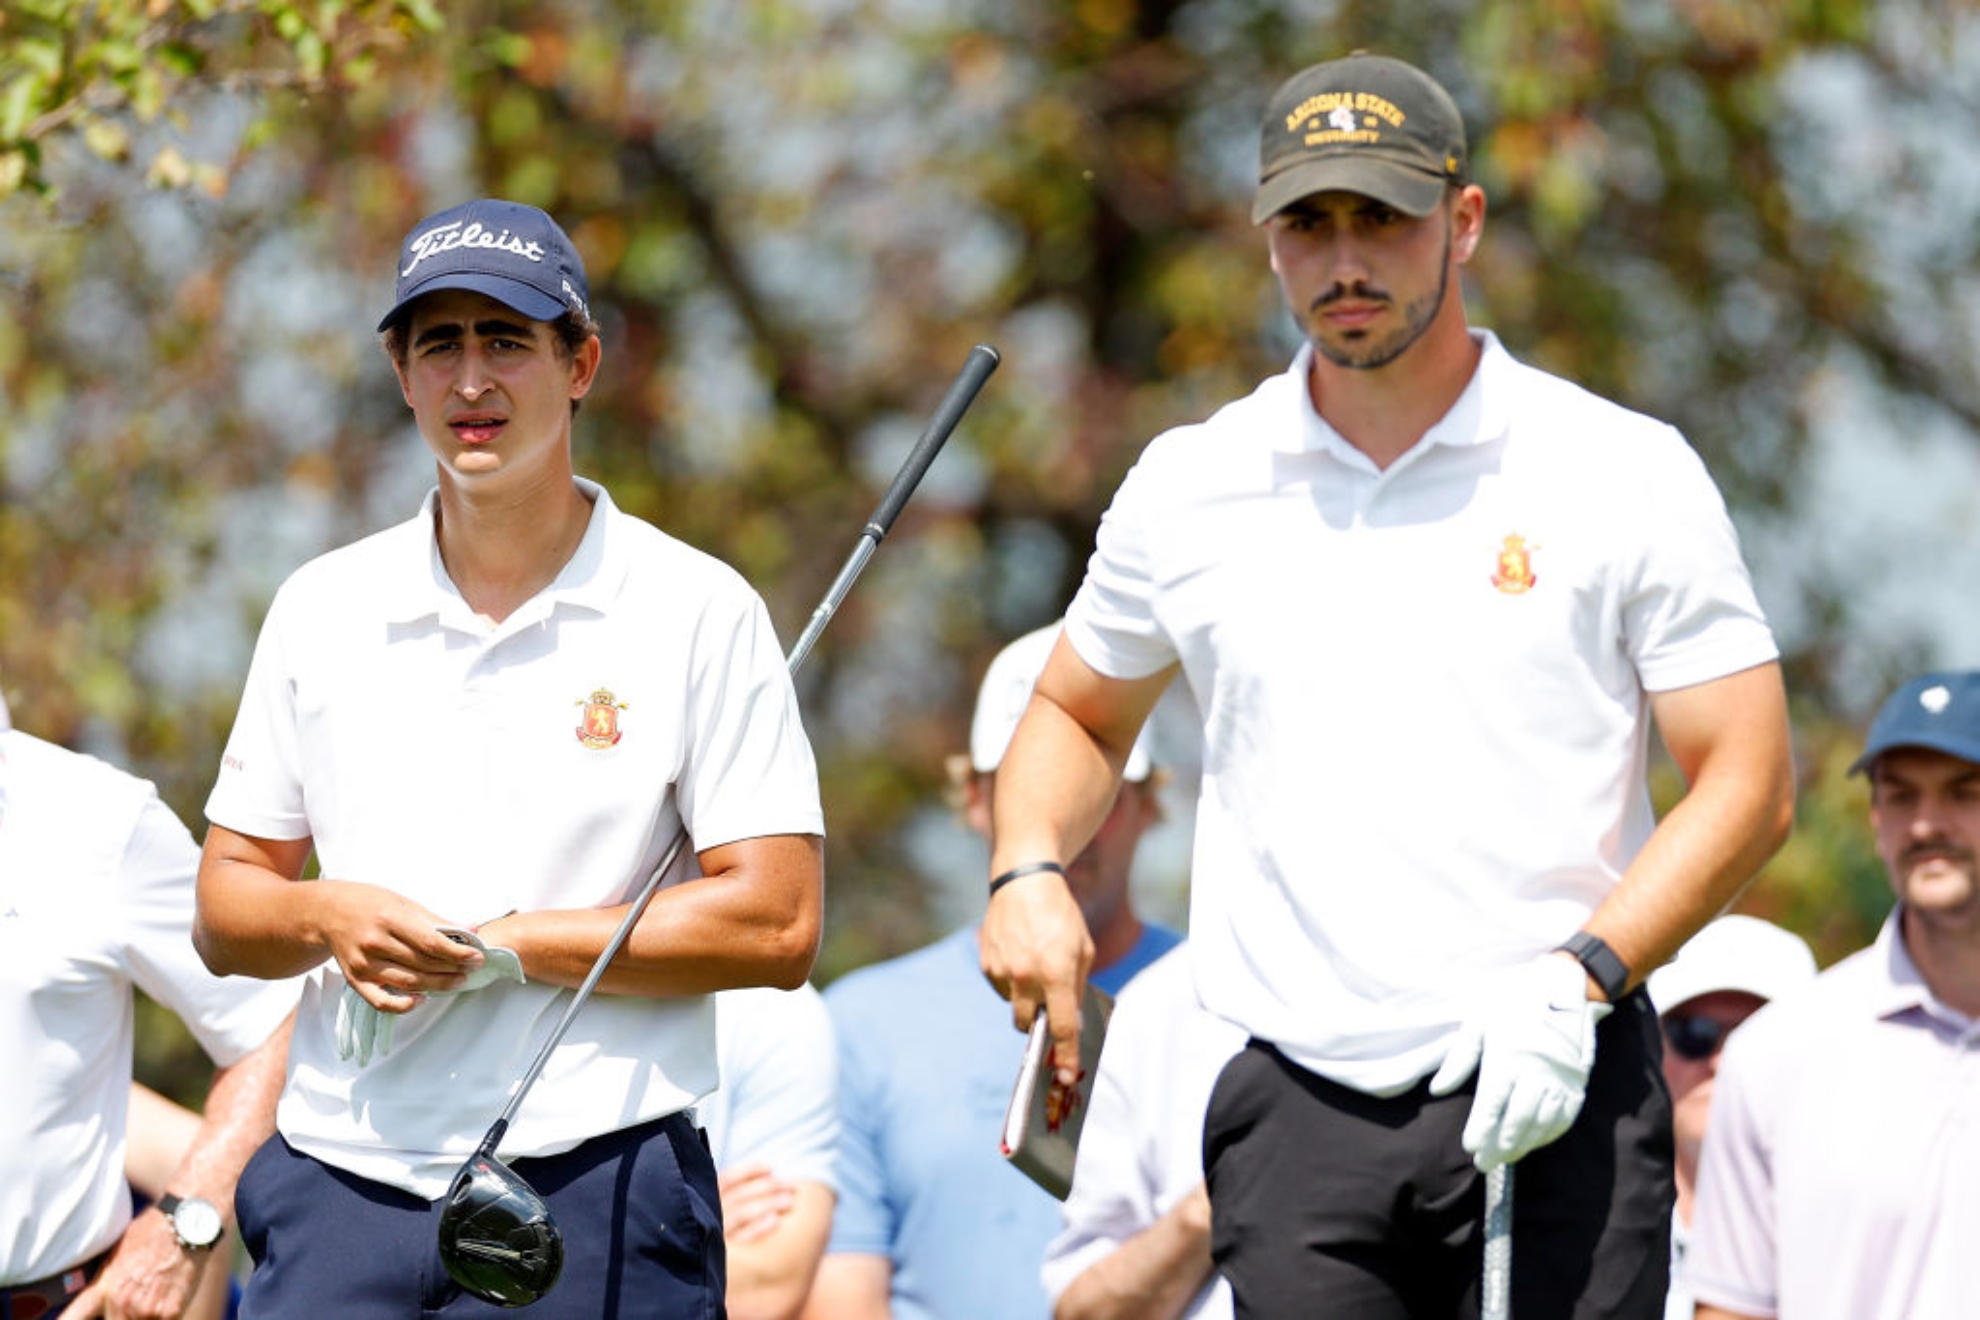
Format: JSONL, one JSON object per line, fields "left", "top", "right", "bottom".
{"left": 1, "top": 1, "right": 442, "bottom": 200}
{"left": 3, "top": 4, "right": 1970, "bottom": 1108}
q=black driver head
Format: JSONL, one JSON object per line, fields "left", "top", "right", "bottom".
{"left": 437, "top": 1153, "right": 565, "bottom": 1307}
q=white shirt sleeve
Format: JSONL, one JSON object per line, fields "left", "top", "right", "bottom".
{"left": 1065, "top": 447, "right": 1184, "bottom": 681}
{"left": 122, "top": 784, "right": 300, "bottom": 1065}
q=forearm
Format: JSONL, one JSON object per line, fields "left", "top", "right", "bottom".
{"left": 1582, "top": 663, "right": 1794, "bottom": 992}
{"left": 480, "top": 834, "right": 823, "bottom": 997}
{"left": 163, "top": 1017, "right": 292, "bottom": 1217}
{"left": 989, "top": 692, "right": 1128, "bottom": 877}
{"left": 91, "top": 1027, "right": 289, "bottom": 1320}
{"left": 1582, "top": 776, "right": 1789, "bottom": 991}
{"left": 989, "top": 641, "right": 1174, "bottom": 878}
{"left": 797, "top": 1254, "right": 892, "bottom": 1320}
{"left": 126, "top": 1083, "right": 203, "bottom": 1198}
{"left": 1055, "top": 1188, "right": 1215, "bottom": 1320}
{"left": 982, "top": 652, "right": 1172, "bottom": 1073}
{"left": 723, "top": 1183, "right": 834, "bottom": 1320}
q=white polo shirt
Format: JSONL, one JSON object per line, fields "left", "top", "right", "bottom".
{"left": 206, "top": 479, "right": 823, "bottom": 1197}
{"left": 1, "top": 731, "right": 297, "bottom": 1282}
{"left": 1065, "top": 332, "right": 1777, "bottom": 1094}
{"left": 1688, "top": 911, "right": 1980, "bottom": 1320}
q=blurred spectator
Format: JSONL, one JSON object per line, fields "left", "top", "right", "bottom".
{"left": 1691, "top": 671, "right": 1980, "bottom": 1320}
{"left": 802, "top": 623, "right": 1181, "bottom": 1319}
{"left": 1043, "top": 943, "right": 1245, "bottom": 1319}
{"left": 704, "top": 985, "right": 839, "bottom": 1320}
{"left": 1643, "top": 915, "right": 1815, "bottom": 1320}
{"left": 1, "top": 687, "right": 294, "bottom": 1319}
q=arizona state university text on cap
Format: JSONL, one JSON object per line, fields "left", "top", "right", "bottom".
{"left": 1253, "top": 53, "right": 1469, "bottom": 224}
{"left": 377, "top": 199, "right": 592, "bottom": 332}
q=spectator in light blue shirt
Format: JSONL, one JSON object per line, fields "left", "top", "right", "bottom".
{"left": 801, "top": 622, "right": 1181, "bottom": 1320}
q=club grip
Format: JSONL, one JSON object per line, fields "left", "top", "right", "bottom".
{"left": 866, "top": 344, "right": 1001, "bottom": 539}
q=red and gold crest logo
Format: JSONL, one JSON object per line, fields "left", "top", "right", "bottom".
{"left": 575, "top": 688, "right": 628, "bottom": 748}
{"left": 1490, "top": 534, "right": 1538, "bottom": 595}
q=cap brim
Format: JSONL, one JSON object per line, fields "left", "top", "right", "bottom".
{"left": 1252, "top": 157, "right": 1448, "bottom": 224}
{"left": 377, "top": 272, "right": 570, "bottom": 332}
{"left": 1850, "top": 731, "right": 1980, "bottom": 776}
{"left": 1647, "top": 916, "right": 1817, "bottom": 1013}
{"left": 1650, "top": 968, "right": 1786, "bottom": 1013}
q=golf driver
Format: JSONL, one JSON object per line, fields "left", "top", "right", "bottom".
{"left": 436, "top": 343, "right": 1002, "bottom": 1307}
{"left": 1482, "top": 1161, "right": 1513, "bottom": 1320}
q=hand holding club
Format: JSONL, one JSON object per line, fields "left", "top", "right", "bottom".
{"left": 1429, "top": 952, "right": 1609, "bottom": 1170}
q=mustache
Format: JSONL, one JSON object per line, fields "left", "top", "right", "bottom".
{"left": 1310, "top": 281, "right": 1392, "bottom": 313}
{"left": 1903, "top": 841, "right": 1975, "bottom": 868}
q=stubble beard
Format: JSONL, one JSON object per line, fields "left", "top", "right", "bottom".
{"left": 1310, "top": 222, "right": 1454, "bottom": 371}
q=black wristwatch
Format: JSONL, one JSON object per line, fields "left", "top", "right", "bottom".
{"left": 156, "top": 1193, "right": 224, "bottom": 1252}
{"left": 1556, "top": 931, "right": 1631, "bottom": 1003}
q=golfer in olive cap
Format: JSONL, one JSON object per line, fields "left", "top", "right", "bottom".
{"left": 981, "top": 51, "right": 1792, "bottom": 1318}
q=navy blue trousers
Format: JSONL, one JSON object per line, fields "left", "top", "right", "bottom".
{"left": 235, "top": 1113, "right": 724, "bottom": 1318}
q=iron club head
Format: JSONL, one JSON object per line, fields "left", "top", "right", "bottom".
{"left": 437, "top": 1152, "right": 565, "bottom": 1307}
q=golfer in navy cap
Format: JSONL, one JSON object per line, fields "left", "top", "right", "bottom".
{"left": 1690, "top": 670, "right": 1980, "bottom": 1320}
{"left": 195, "top": 200, "right": 826, "bottom": 1317}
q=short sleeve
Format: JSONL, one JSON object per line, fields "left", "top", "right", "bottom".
{"left": 205, "top": 584, "right": 312, "bottom": 841}
{"left": 121, "top": 792, "right": 300, "bottom": 1066}
{"left": 675, "top": 591, "right": 824, "bottom": 849}
{"left": 822, "top": 982, "right": 899, "bottom": 1257}
{"left": 1065, "top": 454, "right": 1183, "bottom": 681}
{"left": 1617, "top": 433, "right": 1777, "bottom": 694}
{"left": 711, "top": 986, "right": 838, "bottom": 1190}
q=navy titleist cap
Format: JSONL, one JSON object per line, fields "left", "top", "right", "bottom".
{"left": 378, "top": 199, "right": 591, "bottom": 332}
{"left": 1850, "top": 670, "right": 1980, "bottom": 775}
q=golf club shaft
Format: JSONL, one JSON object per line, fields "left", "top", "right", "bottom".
{"left": 1482, "top": 1161, "right": 1513, "bottom": 1320}
{"left": 475, "top": 343, "right": 1001, "bottom": 1158}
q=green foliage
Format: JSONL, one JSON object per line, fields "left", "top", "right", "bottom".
{"left": 0, "top": 0, "right": 439, "bottom": 199}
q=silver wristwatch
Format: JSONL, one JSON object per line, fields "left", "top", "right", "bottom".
{"left": 157, "top": 1193, "right": 225, "bottom": 1251}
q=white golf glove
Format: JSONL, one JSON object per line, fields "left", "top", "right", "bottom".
{"left": 1428, "top": 952, "right": 1610, "bottom": 1171}
{"left": 335, "top": 984, "right": 397, "bottom": 1066}
{"left": 424, "top": 926, "right": 527, "bottom": 997}
{"left": 334, "top": 929, "right": 525, "bottom": 1066}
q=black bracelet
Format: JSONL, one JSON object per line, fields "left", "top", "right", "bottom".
{"left": 1556, "top": 931, "right": 1632, "bottom": 1003}
{"left": 989, "top": 860, "right": 1066, "bottom": 898}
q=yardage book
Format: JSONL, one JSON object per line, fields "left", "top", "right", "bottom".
{"left": 999, "top": 981, "right": 1115, "bottom": 1200}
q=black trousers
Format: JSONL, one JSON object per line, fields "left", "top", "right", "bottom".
{"left": 1204, "top": 991, "right": 1672, "bottom": 1320}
